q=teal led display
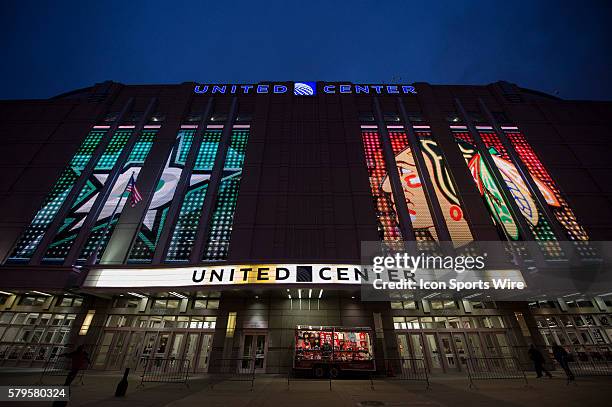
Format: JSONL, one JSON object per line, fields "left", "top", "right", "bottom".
{"left": 78, "top": 130, "right": 158, "bottom": 262}
{"left": 42, "top": 130, "right": 133, "bottom": 262}
{"left": 127, "top": 130, "right": 195, "bottom": 262}
{"left": 202, "top": 129, "right": 250, "bottom": 260}
{"left": 165, "top": 130, "right": 222, "bottom": 261}
{"left": 8, "top": 130, "right": 106, "bottom": 262}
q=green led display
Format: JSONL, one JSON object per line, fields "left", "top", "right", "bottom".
{"left": 8, "top": 130, "right": 105, "bottom": 262}
{"left": 42, "top": 130, "right": 133, "bottom": 262}
{"left": 127, "top": 130, "right": 195, "bottom": 262}
{"left": 165, "top": 130, "right": 222, "bottom": 261}
{"left": 202, "top": 130, "right": 249, "bottom": 260}
{"left": 78, "top": 130, "right": 157, "bottom": 262}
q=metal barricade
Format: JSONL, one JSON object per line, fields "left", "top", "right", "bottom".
{"left": 466, "top": 356, "right": 528, "bottom": 388}
{"left": 208, "top": 357, "right": 256, "bottom": 391}
{"left": 287, "top": 368, "right": 333, "bottom": 391}
{"left": 568, "top": 359, "right": 612, "bottom": 377}
{"left": 374, "top": 358, "right": 429, "bottom": 389}
{"left": 139, "top": 358, "right": 190, "bottom": 387}
{"left": 36, "top": 345, "right": 90, "bottom": 386}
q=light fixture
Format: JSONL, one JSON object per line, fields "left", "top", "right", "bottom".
{"left": 351, "top": 296, "right": 355, "bottom": 299}
{"left": 318, "top": 289, "right": 323, "bottom": 299}
{"left": 168, "top": 291, "right": 187, "bottom": 299}
{"left": 308, "top": 289, "right": 312, "bottom": 299}
{"left": 288, "top": 294, "right": 292, "bottom": 299}
{"left": 298, "top": 289, "right": 302, "bottom": 299}
{"left": 30, "top": 291, "right": 51, "bottom": 296}
{"left": 128, "top": 292, "right": 146, "bottom": 298}
{"left": 255, "top": 295, "right": 259, "bottom": 299}
{"left": 0, "top": 291, "right": 13, "bottom": 296}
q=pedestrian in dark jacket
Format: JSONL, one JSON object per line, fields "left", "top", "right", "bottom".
{"left": 528, "top": 344, "right": 552, "bottom": 378}
{"left": 552, "top": 344, "right": 575, "bottom": 380}
{"left": 60, "top": 345, "right": 91, "bottom": 386}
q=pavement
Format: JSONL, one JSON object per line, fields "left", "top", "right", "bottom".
{"left": 0, "top": 369, "right": 609, "bottom": 407}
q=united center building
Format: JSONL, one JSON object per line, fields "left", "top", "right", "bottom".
{"left": 0, "top": 81, "right": 611, "bottom": 375}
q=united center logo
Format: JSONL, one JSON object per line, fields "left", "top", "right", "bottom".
{"left": 294, "top": 82, "right": 316, "bottom": 96}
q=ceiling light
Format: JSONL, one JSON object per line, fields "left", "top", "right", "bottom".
{"left": 31, "top": 291, "right": 51, "bottom": 296}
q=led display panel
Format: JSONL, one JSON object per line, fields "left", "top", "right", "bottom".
{"left": 385, "top": 131, "right": 438, "bottom": 241}
{"left": 127, "top": 130, "right": 195, "bottom": 262}
{"left": 361, "top": 130, "right": 403, "bottom": 241}
{"left": 453, "top": 131, "right": 522, "bottom": 241}
{"left": 505, "top": 130, "right": 595, "bottom": 257}
{"left": 77, "top": 129, "right": 158, "bottom": 261}
{"left": 202, "top": 129, "right": 250, "bottom": 260}
{"left": 43, "top": 129, "right": 134, "bottom": 262}
{"left": 165, "top": 130, "right": 222, "bottom": 261}
{"left": 415, "top": 131, "right": 474, "bottom": 243}
{"left": 8, "top": 129, "right": 106, "bottom": 262}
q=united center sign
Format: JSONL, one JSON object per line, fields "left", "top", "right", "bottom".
{"left": 82, "top": 263, "right": 523, "bottom": 289}
{"left": 193, "top": 82, "right": 417, "bottom": 96}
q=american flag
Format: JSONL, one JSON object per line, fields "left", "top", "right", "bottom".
{"left": 126, "top": 174, "right": 142, "bottom": 207}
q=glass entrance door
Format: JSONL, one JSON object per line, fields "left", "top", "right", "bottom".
{"left": 439, "top": 333, "right": 459, "bottom": 371}
{"left": 240, "top": 332, "right": 267, "bottom": 373}
{"left": 452, "top": 333, "right": 469, "bottom": 370}
{"left": 424, "top": 333, "right": 443, "bottom": 372}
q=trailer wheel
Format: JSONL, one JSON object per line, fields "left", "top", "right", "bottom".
{"left": 313, "top": 366, "right": 326, "bottom": 378}
{"left": 328, "top": 366, "right": 340, "bottom": 378}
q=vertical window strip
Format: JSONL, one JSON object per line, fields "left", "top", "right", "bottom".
{"left": 42, "top": 130, "right": 133, "bottom": 262}
{"left": 165, "top": 130, "right": 222, "bottom": 261}
{"left": 78, "top": 130, "right": 158, "bottom": 261}
{"left": 415, "top": 131, "right": 474, "bottom": 243}
{"left": 202, "top": 129, "right": 250, "bottom": 260}
{"left": 8, "top": 130, "right": 106, "bottom": 262}
{"left": 453, "top": 131, "right": 522, "bottom": 241}
{"left": 127, "top": 130, "right": 195, "bottom": 263}
{"left": 388, "top": 131, "right": 438, "bottom": 242}
{"left": 478, "top": 131, "right": 563, "bottom": 259}
{"left": 505, "top": 131, "right": 595, "bottom": 257}
{"left": 361, "top": 130, "right": 403, "bottom": 242}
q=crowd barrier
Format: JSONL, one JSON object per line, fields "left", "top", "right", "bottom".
{"left": 36, "top": 345, "right": 93, "bottom": 386}
{"left": 208, "top": 357, "right": 256, "bottom": 390}
{"left": 138, "top": 358, "right": 190, "bottom": 387}
{"left": 373, "top": 358, "right": 429, "bottom": 389}
{"left": 465, "top": 356, "right": 528, "bottom": 388}
{"left": 287, "top": 368, "right": 333, "bottom": 390}
{"left": 568, "top": 359, "right": 612, "bottom": 377}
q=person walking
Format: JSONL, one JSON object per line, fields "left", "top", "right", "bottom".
{"left": 528, "top": 344, "right": 552, "bottom": 378}
{"left": 60, "top": 345, "right": 91, "bottom": 386}
{"left": 552, "top": 344, "right": 575, "bottom": 381}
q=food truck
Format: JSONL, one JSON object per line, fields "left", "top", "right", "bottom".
{"left": 293, "top": 326, "right": 376, "bottom": 378}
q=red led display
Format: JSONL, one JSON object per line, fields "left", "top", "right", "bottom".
{"left": 361, "top": 131, "right": 403, "bottom": 241}
{"left": 506, "top": 131, "right": 590, "bottom": 244}
{"left": 388, "top": 131, "right": 438, "bottom": 241}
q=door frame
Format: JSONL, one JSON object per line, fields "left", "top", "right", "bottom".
{"left": 239, "top": 330, "right": 269, "bottom": 373}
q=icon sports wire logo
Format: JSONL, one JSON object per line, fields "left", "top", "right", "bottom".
{"left": 294, "top": 82, "right": 316, "bottom": 96}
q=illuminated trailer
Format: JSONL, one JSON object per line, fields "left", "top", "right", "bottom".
{"left": 293, "top": 325, "right": 375, "bottom": 378}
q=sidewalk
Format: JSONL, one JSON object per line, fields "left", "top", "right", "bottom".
{"left": 0, "top": 370, "right": 609, "bottom": 406}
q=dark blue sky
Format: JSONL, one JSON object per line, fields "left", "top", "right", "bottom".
{"left": 1, "top": 1, "right": 611, "bottom": 100}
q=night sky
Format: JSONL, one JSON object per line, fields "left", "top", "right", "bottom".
{"left": 1, "top": 1, "right": 611, "bottom": 100}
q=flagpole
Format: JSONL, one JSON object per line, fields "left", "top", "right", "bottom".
{"left": 87, "top": 171, "right": 135, "bottom": 265}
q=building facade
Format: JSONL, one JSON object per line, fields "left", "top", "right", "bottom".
{"left": 0, "top": 81, "right": 611, "bottom": 374}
